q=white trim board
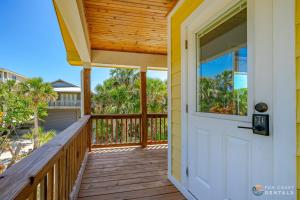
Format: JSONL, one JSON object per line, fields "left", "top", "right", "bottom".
{"left": 167, "top": 11, "right": 172, "bottom": 178}
{"left": 91, "top": 50, "right": 167, "bottom": 70}
{"left": 272, "top": 0, "right": 296, "bottom": 186}
{"left": 54, "top": 0, "right": 91, "bottom": 63}
{"left": 168, "top": 175, "right": 197, "bottom": 200}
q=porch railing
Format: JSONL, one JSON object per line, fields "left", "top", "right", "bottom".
{"left": 147, "top": 113, "right": 168, "bottom": 144}
{"left": 48, "top": 100, "right": 81, "bottom": 108}
{"left": 91, "top": 113, "right": 167, "bottom": 147}
{"left": 0, "top": 113, "right": 167, "bottom": 199}
{"left": 0, "top": 115, "right": 91, "bottom": 200}
{"left": 92, "top": 114, "right": 142, "bottom": 147}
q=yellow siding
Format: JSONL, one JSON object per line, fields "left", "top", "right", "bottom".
{"left": 171, "top": 0, "right": 204, "bottom": 181}
{"left": 296, "top": 0, "right": 300, "bottom": 198}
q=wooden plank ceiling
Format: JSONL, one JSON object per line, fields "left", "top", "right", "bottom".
{"left": 83, "top": 0, "right": 178, "bottom": 55}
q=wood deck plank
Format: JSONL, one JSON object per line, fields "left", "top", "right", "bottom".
{"left": 78, "top": 145, "right": 185, "bottom": 200}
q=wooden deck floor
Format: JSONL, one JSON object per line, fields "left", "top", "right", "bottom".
{"left": 78, "top": 145, "right": 185, "bottom": 200}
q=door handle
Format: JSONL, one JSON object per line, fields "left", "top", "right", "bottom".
{"left": 238, "top": 126, "right": 255, "bottom": 130}
{"left": 238, "top": 125, "right": 264, "bottom": 131}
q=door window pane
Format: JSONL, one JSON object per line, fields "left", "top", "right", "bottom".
{"left": 197, "top": 8, "right": 247, "bottom": 116}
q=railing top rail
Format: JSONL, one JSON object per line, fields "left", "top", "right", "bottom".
{"left": 147, "top": 113, "right": 168, "bottom": 118}
{"left": 0, "top": 115, "right": 90, "bottom": 200}
{"left": 92, "top": 114, "right": 142, "bottom": 119}
{"left": 49, "top": 100, "right": 81, "bottom": 102}
{"left": 92, "top": 113, "right": 167, "bottom": 119}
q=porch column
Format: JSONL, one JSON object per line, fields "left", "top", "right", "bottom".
{"left": 81, "top": 64, "right": 92, "bottom": 151}
{"left": 81, "top": 66, "right": 91, "bottom": 115}
{"left": 140, "top": 66, "right": 148, "bottom": 148}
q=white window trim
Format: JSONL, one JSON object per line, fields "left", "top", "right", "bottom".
{"left": 188, "top": 0, "right": 252, "bottom": 123}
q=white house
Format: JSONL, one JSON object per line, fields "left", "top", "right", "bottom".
{"left": 43, "top": 79, "right": 81, "bottom": 132}
{"left": 0, "top": 68, "right": 27, "bottom": 83}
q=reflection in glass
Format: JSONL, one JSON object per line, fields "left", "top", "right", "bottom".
{"left": 197, "top": 8, "right": 247, "bottom": 116}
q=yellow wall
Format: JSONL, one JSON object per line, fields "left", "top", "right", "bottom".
{"left": 171, "top": 0, "right": 204, "bottom": 180}
{"left": 296, "top": 1, "right": 300, "bottom": 199}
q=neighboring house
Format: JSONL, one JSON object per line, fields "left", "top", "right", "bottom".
{"left": 43, "top": 79, "right": 81, "bottom": 132}
{"left": 0, "top": 68, "right": 27, "bottom": 82}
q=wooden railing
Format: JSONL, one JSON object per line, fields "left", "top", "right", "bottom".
{"left": 147, "top": 113, "right": 168, "bottom": 144}
{"left": 0, "top": 115, "right": 91, "bottom": 200}
{"left": 92, "top": 114, "right": 142, "bottom": 147}
{"left": 91, "top": 113, "right": 167, "bottom": 147}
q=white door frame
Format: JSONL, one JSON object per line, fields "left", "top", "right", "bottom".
{"left": 179, "top": 0, "right": 296, "bottom": 196}
{"left": 272, "top": 0, "right": 296, "bottom": 186}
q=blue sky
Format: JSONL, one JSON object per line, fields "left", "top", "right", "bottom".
{"left": 0, "top": 0, "right": 167, "bottom": 90}
{"left": 199, "top": 47, "right": 247, "bottom": 89}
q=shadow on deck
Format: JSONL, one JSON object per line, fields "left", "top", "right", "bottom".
{"left": 78, "top": 145, "right": 185, "bottom": 200}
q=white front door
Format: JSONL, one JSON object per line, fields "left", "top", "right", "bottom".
{"left": 186, "top": 0, "right": 278, "bottom": 199}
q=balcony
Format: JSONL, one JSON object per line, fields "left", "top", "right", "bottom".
{"left": 0, "top": 114, "right": 181, "bottom": 200}
{"left": 48, "top": 100, "right": 81, "bottom": 109}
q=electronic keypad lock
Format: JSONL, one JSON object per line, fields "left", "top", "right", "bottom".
{"left": 252, "top": 114, "right": 269, "bottom": 136}
{"left": 238, "top": 114, "right": 269, "bottom": 136}
{"left": 238, "top": 102, "right": 270, "bottom": 136}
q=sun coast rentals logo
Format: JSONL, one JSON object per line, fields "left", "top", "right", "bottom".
{"left": 252, "top": 184, "right": 265, "bottom": 196}
{"left": 252, "top": 184, "right": 295, "bottom": 197}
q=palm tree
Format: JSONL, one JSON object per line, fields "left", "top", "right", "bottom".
{"left": 19, "top": 78, "right": 57, "bottom": 149}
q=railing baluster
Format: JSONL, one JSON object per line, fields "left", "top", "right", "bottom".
{"left": 28, "top": 189, "right": 37, "bottom": 200}
{"left": 66, "top": 148, "right": 70, "bottom": 196}
{"left": 54, "top": 162, "right": 59, "bottom": 200}
{"left": 160, "top": 117, "right": 162, "bottom": 141}
{"left": 163, "top": 117, "right": 166, "bottom": 141}
{"left": 125, "top": 118, "right": 128, "bottom": 144}
{"left": 139, "top": 117, "right": 142, "bottom": 144}
{"left": 100, "top": 119, "right": 103, "bottom": 144}
{"left": 150, "top": 117, "right": 153, "bottom": 142}
{"left": 116, "top": 118, "right": 118, "bottom": 144}
{"left": 47, "top": 167, "right": 54, "bottom": 200}
{"left": 106, "top": 118, "right": 108, "bottom": 145}
{"left": 40, "top": 176, "right": 47, "bottom": 200}
{"left": 156, "top": 117, "right": 158, "bottom": 141}
{"left": 111, "top": 119, "right": 113, "bottom": 144}
{"left": 130, "top": 118, "right": 133, "bottom": 143}
{"left": 96, "top": 119, "right": 99, "bottom": 144}
{"left": 120, "top": 118, "right": 123, "bottom": 144}
{"left": 134, "top": 117, "right": 137, "bottom": 143}
{"left": 111, "top": 118, "right": 113, "bottom": 144}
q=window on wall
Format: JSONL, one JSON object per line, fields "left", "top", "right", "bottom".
{"left": 12, "top": 75, "right": 16, "bottom": 80}
{"left": 196, "top": 6, "right": 247, "bottom": 116}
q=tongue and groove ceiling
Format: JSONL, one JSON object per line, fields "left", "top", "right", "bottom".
{"left": 83, "top": 0, "right": 178, "bottom": 55}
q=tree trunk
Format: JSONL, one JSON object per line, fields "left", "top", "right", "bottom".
{"left": 33, "top": 109, "right": 39, "bottom": 149}
{"left": 7, "top": 143, "right": 22, "bottom": 168}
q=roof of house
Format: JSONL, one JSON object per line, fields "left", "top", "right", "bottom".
{"left": 0, "top": 68, "right": 27, "bottom": 79}
{"left": 51, "top": 79, "right": 81, "bottom": 93}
